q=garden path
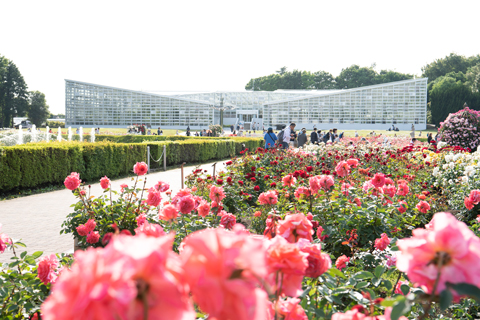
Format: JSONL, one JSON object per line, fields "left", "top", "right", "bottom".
{"left": 0, "top": 161, "right": 226, "bottom": 262}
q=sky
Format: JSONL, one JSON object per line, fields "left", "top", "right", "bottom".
{"left": 1, "top": 0, "right": 480, "bottom": 114}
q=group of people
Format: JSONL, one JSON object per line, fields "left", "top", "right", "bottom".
{"left": 263, "top": 123, "right": 345, "bottom": 149}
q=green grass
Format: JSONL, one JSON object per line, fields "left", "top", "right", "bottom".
{"left": 21, "top": 128, "right": 185, "bottom": 136}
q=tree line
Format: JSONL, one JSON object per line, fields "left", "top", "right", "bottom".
{"left": 0, "top": 55, "right": 50, "bottom": 128}
{"left": 246, "top": 53, "right": 480, "bottom": 126}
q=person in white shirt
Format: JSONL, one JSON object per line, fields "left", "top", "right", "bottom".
{"left": 282, "top": 123, "right": 296, "bottom": 149}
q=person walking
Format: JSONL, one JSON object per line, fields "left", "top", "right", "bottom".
{"left": 230, "top": 125, "right": 234, "bottom": 132}
{"left": 310, "top": 128, "right": 319, "bottom": 144}
{"left": 298, "top": 128, "right": 307, "bottom": 148}
{"left": 281, "top": 123, "right": 296, "bottom": 149}
{"left": 264, "top": 127, "right": 277, "bottom": 149}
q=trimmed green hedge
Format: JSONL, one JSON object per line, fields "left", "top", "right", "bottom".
{"left": 0, "top": 138, "right": 263, "bottom": 192}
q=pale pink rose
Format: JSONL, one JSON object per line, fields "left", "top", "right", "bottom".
{"left": 196, "top": 200, "right": 210, "bottom": 217}
{"left": 335, "top": 161, "right": 350, "bottom": 177}
{"left": 385, "top": 178, "right": 394, "bottom": 185}
{"left": 134, "top": 221, "right": 165, "bottom": 238}
{"left": 220, "top": 213, "right": 236, "bottom": 229}
{"left": 133, "top": 162, "right": 148, "bottom": 176}
{"left": 120, "top": 183, "right": 128, "bottom": 193}
{"left": 177, "top": 195, "right": 195, "bottom": 214}
{"left": 146, "top": 187, "right": 162, "bottom": 207}
{"left": 394, "top": 280, "right": 410, "bottom": 295}
{"left": 308, "top": 176, "right": 321, "bottom": 194}
{"left": 296, "top": 239, "right": 331, "bottom": 278}
{"left": 295, "top": 186, "right": 311, "bottom": 199}
{"left": 154, "top": 180, "right": 170, "bottom": 192}
{"left": 396, "top": 212, "right": 480, "bottom": 299}
{"left": 180, "top": 228, "right": 269, "bottom": 320}
{"left": 416, "top": 201, "right": 430, "bottom": 213}
{"left": 258, "top": 190, "right": 278, "bottom": 205}
{"left": 0, "top": 224, "right": 12, "bottom": 253}
{"left": 41, "top": 234, "right": 195, "bottom": 320}
{"left": 64, "top": 172, "right": 81, "bottom": 190}
{"left": 397, "top": 183, "right": 409, "bottom": 196}
{"left": 319, "top": 175, "right": 334, "bottom": 191}
{"left": 266, "top": 236, "right": 308, "bottom": 297}
{"left": 99, "top": 176, "right": 110, "bottom": 189}
{"left": 277, "top": 213, "right": 313, "bottom": 243}
{"left": 38, "top": 254, "right": 59, "bottom": 285}
{"left": 86, "top": 231, "right": 100, "bottom": 244}
{"left": 335, "top": 255, "right": 350, "bottom": 271}
{"left": 159, "top": 204, "right": 178, "bottom": 221}
{"left": 282, "top": 174, "right": 296, "bottom": 187}
{"left": 135, "top": 213, "right": 147, "bottom": 226}
{"left": 175, "top": 188, "right": 192, "bottom": 198}
{"left": 371, "top": 173, "right": 386, "bottom": 189}
{"left": 362, "top": 180, "right": 375, "bottom": 193}
{"left": 374, "top": 233, "right": 390, "bottom": 251}
{"left": 382, "top": 185, "right": 396, "bottom": 200}
{"left": 209, "top": 186, "right": 226, "bottom": 203}
{"left": 386, "top": 254, "right": 397, "bottom": 268}
{"left": 346, "top": 158, "right": 359, "bottom": 168}
{"left": 277, "top": 297, "right": 308, "bottom": 320}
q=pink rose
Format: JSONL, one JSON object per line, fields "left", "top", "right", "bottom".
{"left": 416, "top": 201, "right": 430, "bottom": 213}
{"left": 277, "top": 297, "right": 308, "bottom": 320}
{"left": 319, "top": 175, "right": 334, "bottom": 191}
{"left": 178, "top": 195, "right": 195, "bottom": 214}
{"left": 396, "top": 212, "right": 480, "bottom": 299}
{"left": 296, "top": 239, "right": 331, "bottom": 278}
{"left": 154, "top": 180, "right": 170, "bottom": 192}
{"left": 220, "top": 213, "right": 236, "bottom": 229}
{"left": 86, "top": 231, "right": 100, "bottom": 244}
{"left": 335, "top": 255, "right": 350, "bottom": 271}
{"left": 196, "top": 200, "right": 210, "bottom": 217}
{"left": 374, "top": 233, "right": 390, "bottom": 251}
{"left": 159, "top": 204, "right": 178, "bottom": 221}
{"left": 465, "top": 197, "right": 475, "bottom": 210}
{"left": 120, "top": 183, "right": 128, "bottom": 193}
{"left": 135, "top": 213, "right": 147, "bottom": 226}
{"left": 134, "top": 221, "right": 165, "bottom": 238}
{"left": 277, "top": 213, "right": 313, "bottom": 243}
{"left": 258, "top": 190, "right": 278, "bottom": 205}
{"left": 266, "top": 236, "right": 308, "bottom": 297}
{"left": 316, "top": 225, "right": 329, "bottom": 241}
{"left": 394, "top": 280, "right": 410, "bottom": 295}
{"left": 64, "top": 172, "right": 81, "bottom": 190}
{"left": 282, "top": 174, "right": 296, "bottom": 187}
{"left": 209, "top": 186, "right": 226, "bottom": 203}
{"left": 99, "top": 176, "right": 110, "bottom": 189}
{"left": 335, "top": 161, "right": 350, "bottom": 177}
{"left": 146, "top": 187, "right": 162, "bottom": 207}
{"left": 370, "top": 173, "right": 385, "bottom": 189}
{"left": 37, "top": 254, "right": 59, "bottom": 285}
{"left": 397, "top": 183, "right": 409, "bottom": 196}
{"left": 346, "top": 158, "right": 359, "bottom": 168}
{"left": 133, "top": 162, "right": 148, "bottom": 176}
{"left": 469, "top": 190, "right": 480, "bottom": 204}
{"left": 397, "top": 201, "right": 408, "bottom": 213}
{"left": 0, "top": 224, "right": 12, "bottom": 254}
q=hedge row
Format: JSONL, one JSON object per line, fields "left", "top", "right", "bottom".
{"left": 0, "top": 138, "right": 263, "bottom": 192}
{"left": 68, "top": 134, "right": 251, "bottom": 143}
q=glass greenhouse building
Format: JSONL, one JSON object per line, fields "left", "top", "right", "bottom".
{"left": 65, "top": 78, "right": 427, "bottom": 130}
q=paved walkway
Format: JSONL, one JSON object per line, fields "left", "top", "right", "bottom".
{"left": 0, "top": 161, "right": 226, "bottom": 262}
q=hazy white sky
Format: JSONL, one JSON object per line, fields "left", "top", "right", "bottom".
{"left": 1, "top": 0, "right": 479, "bottom": 114}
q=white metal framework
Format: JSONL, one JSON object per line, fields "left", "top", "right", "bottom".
{"left": 65, "top": 78, "right": 427, "bottom": 130}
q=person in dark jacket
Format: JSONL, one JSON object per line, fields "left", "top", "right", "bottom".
{"left": 298, "top": 128, "right": 307, "bottom": 147}
{"left": 310, "top": 128, "right": 319, "bottom": 144}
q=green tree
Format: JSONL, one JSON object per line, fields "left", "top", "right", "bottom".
{"left": 312, "top": 71, "right": 336, "bottom": 89}
{"left": 421, "top": 53, "right": 480, "bottom": 83}
{"left": 335, "top": 65, "right": 378, "bottom": 89}
{"left": 466, "top": 63, "right": 480, "bottom": 93}
{"left": 429, "top": 80, "right": 480, "bottom": 126}
{"left": 376, "top": 70, "right": 413, "bottom": 83}
{"left": 28, "top": 91, "right": 50, "bottom": 127}
{"left": 276, "top": 66, "right": 287, "bottom": 75}
{"left": 0, "top": 55, "right": 29, "bottom": 128}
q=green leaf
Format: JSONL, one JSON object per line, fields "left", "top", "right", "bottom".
{"left": 447, "top": 282, "right": 480, "bottom": 302}
{"left": 353, "top": 271, "right": 374, "bottom": 280}
{"left": 439, "top": 289, "right": 453, "bottom": 311}
{"left": 356, "top": 281, "right": 369, "bottom": 289}
{"left": 390, "top": 298, "right": 410, "bottom": 320}
{"left": 400, "top": 284, "right": 410, "bottom": 295}
{"left": 14, "top": 242, "right": 27, "bottom": 247}
{"left": 374, "top": 265, "right": 385, "bottom": 278}
{"left": 372, "top": 277, "right": 382, "bottom": 287}
{"left": 383, "top": 280, "right": 393, "bottom": 290}
{"left": 20, "top": 251, "right": 27, "bottom": 259}
{"left": 328, "top": 268, "right": 346, "bottom": 279}
{"left": 31, "top": 251, "right": 43, "bottom": 259}
{"left": 381, "top": 298, "right": 397, "bottom": 307}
